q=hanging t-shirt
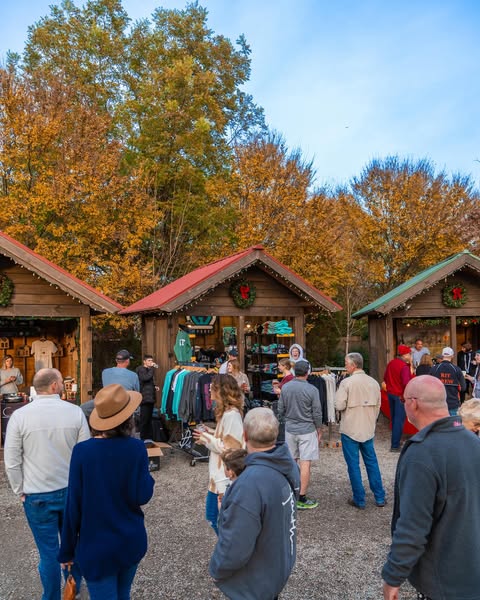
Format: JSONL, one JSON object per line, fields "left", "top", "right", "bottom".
{"left": 31, "top": 339, "right": 57, "bottom": 371}
{"left": 174, "top": 330, "right": 192, "bottom": 363}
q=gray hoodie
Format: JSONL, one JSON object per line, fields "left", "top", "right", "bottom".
{"left": 209, "top": 443, "right": 300, "bottom": 600}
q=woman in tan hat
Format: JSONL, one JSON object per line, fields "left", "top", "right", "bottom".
{"left": 193, "top": 374, "right": 245, "bottom": 534}
{"left": 58, "top": 384, "right": 155, "bottom": 599}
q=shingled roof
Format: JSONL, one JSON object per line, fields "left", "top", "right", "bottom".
{"left": 0, "top": 231, "right": 122, "bottom": 313}
{"left": 121, "top": 245, "right": 342, "bottom": 315}
{"left": 353, "top": 250, "right": 480, "bottom": 318}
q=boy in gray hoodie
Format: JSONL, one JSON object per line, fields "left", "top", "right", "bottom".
{"left": 209, "top": 407, "right": 300, "bottom": 600}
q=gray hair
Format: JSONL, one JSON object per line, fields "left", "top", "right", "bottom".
{"left": 346, "top": 352, "right": 363, "bottom": 369}
{"left": 33, "top": 368, "right": 62, "bottom": 393}
{"left": 244, "top": 407, "right": 279, "bottom": 447}
{"left": 459, "top": 399, "right": 480, "bottom": 426}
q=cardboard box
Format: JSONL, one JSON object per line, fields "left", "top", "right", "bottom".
{"left": 144, "top": 441, "right": 171, "bottom": 471}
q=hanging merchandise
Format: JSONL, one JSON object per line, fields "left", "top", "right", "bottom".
{"left": 230, "top": 279, "right": 256, "bottom": 309}
{"left": 174, "top": 326, "right": 192, "bottom": 363}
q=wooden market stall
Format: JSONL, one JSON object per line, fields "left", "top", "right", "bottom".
{"left": 0, "top": 231, "right": 122, "bottom": 404}
{"left": 353, "top": 250, "right": 480, "bottom": 383}
{"left": 121, "top": 245, "right": 342, "bottom": 394}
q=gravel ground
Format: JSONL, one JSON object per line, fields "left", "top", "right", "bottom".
{"left": 0, "top": 415, "right": 417, "bottom": 600}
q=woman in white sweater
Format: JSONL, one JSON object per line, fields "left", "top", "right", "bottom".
{"left": 193, "top": 374, "right": 244, "bottom": 534}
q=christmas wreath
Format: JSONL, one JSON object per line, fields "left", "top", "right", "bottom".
{"left": 230, "top": 278, "right": 256, "bottom": 309}
{"left": 0, "top": 273, "right": 14, "bottom": 307}
{"left": 442, "top": 282, "right": 467, "bottom": 308}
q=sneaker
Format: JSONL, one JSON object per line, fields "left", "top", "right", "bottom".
{"left": 390, "top": 447, "right": 401, "bottom": 453}
{"left": 375, "top": 500, "right": 387, "bottom": 508}
{"left": 297, "top": 498, "right": 318, "bottom": 510}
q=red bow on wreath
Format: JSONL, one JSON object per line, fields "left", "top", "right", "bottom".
{"left": 452, "top": 287, "right": 463, "bottom": 300}
{"left": 239, "top": 285, "right": 250, "bottom": 299}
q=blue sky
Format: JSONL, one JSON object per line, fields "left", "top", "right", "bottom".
{"left": 1, "top": 0, "right": 479, "bottom": 189}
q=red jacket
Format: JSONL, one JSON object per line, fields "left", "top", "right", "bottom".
{"left": 384, "top": 357, "right": 413, "bottom": 397}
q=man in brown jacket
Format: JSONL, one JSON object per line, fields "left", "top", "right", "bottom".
{"left": 335, "top": 352, "right": 386, "bottom": 509}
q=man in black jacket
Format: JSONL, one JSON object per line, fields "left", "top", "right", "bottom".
{"left": 382, "top": 375, "right": 480, "bottom": 600}
{"left": 429, "top": 346, "right": 466, "bottom": 415}
{"left": 136, "top": 354, "right": 159, "bottom": 440}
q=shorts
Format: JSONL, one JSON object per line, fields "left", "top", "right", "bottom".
{"left": 286, "top": 431, "right": 319, "bottom": 461}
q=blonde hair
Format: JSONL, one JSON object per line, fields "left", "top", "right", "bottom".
{"left": 227, "top": 358, "right": 241, "bottom": 375}
{"left": 210, "top": 374, "right": 244, "bottom": 419}
{"left": 459, "top": 399, "right": 480, "bottom": 431}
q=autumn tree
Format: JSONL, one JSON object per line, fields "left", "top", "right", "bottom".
{"left": 346, "top": 156, "right": 478, "bottom": 294}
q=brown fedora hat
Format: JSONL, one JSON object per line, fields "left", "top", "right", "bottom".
{"left": 89, "top": 384, "right": 142, "bottom": 431}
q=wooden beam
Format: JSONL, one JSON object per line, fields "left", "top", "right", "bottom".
{"left": 79, "top": 314, "right": 92, "bottom": 403}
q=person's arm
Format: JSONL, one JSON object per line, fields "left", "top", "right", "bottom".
{"left": 15, "top": 368, "right": 23, "bottom": 386}
{"left": 334, "top": 380, "right": 348, "bottom": 412}
{"left": 382, "top": 582, "right": 400, "bottom": 600}
{"left": 458, "top": 368, "right": 466, "bottom": 392}
{"left": 209, "top": 487, "right": 261, "bottom": 580}
{"left": 133, "top": 445, "right": 155, "bottom": 506}
{"left": 381, "top": 458, "right": 437, "bottom": 590}
{"left": 78, "top": 412, "right": 91, "bottom": 442}
{"left": 200, "top": 412, "right": 244, "bottom": 455}
{"left": 133, "top": 373, "right": 140, "bottom": 392}
{"left": 58, "top": 447, "right": 82, "bottom": 564}
{"left": 3, "top": 412, "right": 24, "bottom": 496}
{"left": 137, "top": 366, "right": 154, "bottom": 385}
{"left": 400, "top": 364, "right": 412, "bottom": 391}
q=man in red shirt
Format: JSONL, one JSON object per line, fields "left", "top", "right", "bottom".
{"left": 384, "top": 345, "right": 414, "bottom": 452}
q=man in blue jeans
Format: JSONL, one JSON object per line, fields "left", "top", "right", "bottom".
{"left": 384, "top": 345, "right": 414, "bottom": 452}
{"left": 335, "top": 352, "right": 386, "bottom": 509}
{"left": 4, "top": 368, "right": 90, "bottom": 599}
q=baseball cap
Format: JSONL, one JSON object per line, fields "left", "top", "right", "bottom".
{"left": 116, "top": 349, "right": 133, "bottom": 361}
{"left": 397, "top": 345, "right": 411, "bottom": 356}
{"left": 228, "top": 348, "right": 238, "bottom": 357}
{"left": 294, "top": 360, "right": 310, "bottom": 376}
{"left": 442, "top": 347, "right": 454, "bottom": 357}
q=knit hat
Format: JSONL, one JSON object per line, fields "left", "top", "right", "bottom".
{"left": 442, "top": 347, "right": 454, "bottom": 357}
{"left": 89, "top": 384, "right": 142, "bottom": 431}
{"left": 397, "top": 345, "right": 411, "bottom": 356}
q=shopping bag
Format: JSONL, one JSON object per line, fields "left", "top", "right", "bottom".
{"left": 63, "top": 564, "right": 76, "bottom": 600}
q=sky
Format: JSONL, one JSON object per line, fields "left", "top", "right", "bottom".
{"left": 1, "top": 0, "right": 479, "bottom": 189}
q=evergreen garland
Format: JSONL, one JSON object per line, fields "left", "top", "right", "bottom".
{"left": 0, "top": 273, "right": 14, "bottom": 307}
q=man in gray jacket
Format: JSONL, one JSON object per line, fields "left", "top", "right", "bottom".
{"left": 382, "top": 375, "right": 480, "bottom": 600}
{"left": 277, "top": 359, "right": 322, "bottom": 509}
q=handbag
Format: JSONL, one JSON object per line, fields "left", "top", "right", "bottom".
{"left": 63, "top": 563, "right": 76, "bottom": 600}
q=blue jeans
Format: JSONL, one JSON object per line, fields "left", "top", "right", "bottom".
{"left": 23, "top": 488, "right": 82, "bottom": 600}
{"left": 86, "top": 563, "right": 138, "bottom": 600}
{"left": 449, "top": 408, "right": 458, "bottom": 416}
{"left": 388, "top": 393, "right": 406, "bottom": 449}
{"left": 341, "top": 434, "right": 385, "bottom": 507}
{"left": 206, "top": 490, "right": 219, "bottom": 535}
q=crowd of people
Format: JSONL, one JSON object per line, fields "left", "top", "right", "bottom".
{"left": 3, "top": 339, "right": 480, "bottom": 600}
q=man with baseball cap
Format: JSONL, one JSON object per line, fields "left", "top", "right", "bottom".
{"left": 277, "top": 359, "right": 322, "bottom": 509}
{"left": 430, "top": 347, "right": 466, "bottom": 415}
{"left": 383, "top": 345, "right": 414, "bottom": 452}
{"left": 102, "top": 349, "right": 140, "bottom": 392}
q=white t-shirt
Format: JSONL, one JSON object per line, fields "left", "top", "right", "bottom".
{"left": 31, "top": 339, "right": 57, "bottom": 371}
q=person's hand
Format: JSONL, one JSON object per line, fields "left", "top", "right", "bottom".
{"left": 21, "top": 494, "right": 26, "bottom": 503}
{"left": 192, "top": 428, "right": 207, "bottom": 444}
{"left": 9, "top": 375, "right": 16, "bottom": 382}
{"left": 317, "top": 429, "right": 323, "bottom": 443}
{"left": 382, "top": 581, "right": 400, "bottom": 599}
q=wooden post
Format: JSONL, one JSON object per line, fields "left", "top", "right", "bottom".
{"left": 238, "top": 315, "right": 245, "bottom": 371}
{"left": 79, "top": 313, "right": 92, "bottom": 403}
{"left": 450, "top": 315, "right": 457, "bottom": 356}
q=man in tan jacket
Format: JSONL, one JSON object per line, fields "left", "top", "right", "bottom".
{"left": 335, "top": 352, "right": 386, "bottom": 509}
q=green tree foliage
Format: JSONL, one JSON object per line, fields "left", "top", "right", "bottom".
{"left": 0, "top": 0, "right": 264, "bottom": 300}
